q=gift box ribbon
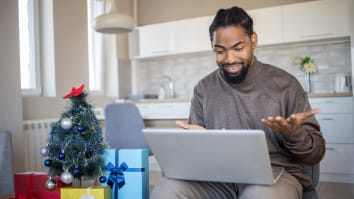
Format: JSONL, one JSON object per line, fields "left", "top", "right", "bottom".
{"left": 105, "top": 149, "right": 145, "bottom": 199}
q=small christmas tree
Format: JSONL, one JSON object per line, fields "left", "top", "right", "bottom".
{"left": 41, "top": 84, "right": 107, "bottom": 189}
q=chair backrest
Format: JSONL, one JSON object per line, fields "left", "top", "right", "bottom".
{"left": 302, "top": 164, "right": 320, "bottom": 199}
{"left": 0, "top": 131, "right": 14, "bottom": 196}
{"left": 104, "top": 102, "right": 151, "bottom": 154}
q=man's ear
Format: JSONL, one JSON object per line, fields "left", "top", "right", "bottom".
{"left": 251, "top": 32, "right": 258, "bottom": 49}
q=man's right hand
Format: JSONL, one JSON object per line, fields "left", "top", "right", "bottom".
{"left": 175, "top": 120, "right": 206, "bottom": 130}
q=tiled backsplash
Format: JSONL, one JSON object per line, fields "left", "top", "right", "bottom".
{"left": 135, "top": 38, "right": 352, "bottom": 98}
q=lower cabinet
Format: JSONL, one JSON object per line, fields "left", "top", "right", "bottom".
{"left": 310, "top": 96, "right": 354, "bottom": 183}
{"left": 320, "top": 144, "right": 354, "bottom": 174}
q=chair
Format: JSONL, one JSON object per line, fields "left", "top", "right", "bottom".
{"left": 302, "top": 164, "right": 320, "bottom": 199}
{"left": 104, "top": 102, "right": 151, "bottom": 154}
{"left": 0, "top": 130, "right": 14, "bottom": 196}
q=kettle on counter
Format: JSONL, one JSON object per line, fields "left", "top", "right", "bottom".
{"left": 335, "top": 73, "right": 352, "bottom": 93}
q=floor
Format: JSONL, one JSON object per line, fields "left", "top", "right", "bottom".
{"left": 149, "top": 171, "right": 354, "bottom": 199}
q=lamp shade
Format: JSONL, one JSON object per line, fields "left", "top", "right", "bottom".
{"left": 93, "top": 12, "right": 135, "bottom": 33}
{"left": 93, "top": 0, "right": 135, "bottom": 34}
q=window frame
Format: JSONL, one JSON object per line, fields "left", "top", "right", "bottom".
{"left": 18, "top": 0, "right": 41, "bottom": 95}
{"left": 87, "top": 0, "right": 104, "bottom": 95}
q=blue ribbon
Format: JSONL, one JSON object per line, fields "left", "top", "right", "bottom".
{"left": 106, "top": 162, "right": 128, "bottom": 189}
{"left": 105, "top": 149, "right": 146, "bottom": 199}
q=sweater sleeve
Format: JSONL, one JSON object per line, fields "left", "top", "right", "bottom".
{"left": 282, "top": 87, "right": 326, "bottom": 165}
{"left": 188, "top": 83, "right": 206, "bottom": 127}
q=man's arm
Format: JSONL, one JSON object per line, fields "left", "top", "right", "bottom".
{"left": 262, "top": 108, "right": 325, "bottom": 165}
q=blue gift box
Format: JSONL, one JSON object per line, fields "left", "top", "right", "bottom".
{"left": 102, "top": 149, "right": 149, "bottom": 199}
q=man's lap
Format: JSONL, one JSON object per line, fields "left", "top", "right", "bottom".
{"left": 150, "top": 171, "right": 303, "bottom": 199}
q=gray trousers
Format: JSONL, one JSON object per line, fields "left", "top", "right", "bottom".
{"left": 150, "top": 172, "right": 303, "bottom": 199}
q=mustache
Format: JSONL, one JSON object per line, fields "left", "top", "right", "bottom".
{"left": 221, "top": 62, "right": 244, "bottom": 67}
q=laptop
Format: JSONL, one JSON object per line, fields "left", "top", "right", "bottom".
{"left": 142, "top": 128, "right": 284, "bottom": 185}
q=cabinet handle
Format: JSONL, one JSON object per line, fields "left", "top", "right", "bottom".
{"left": 318, "top": 118, "right": 334, "bottom": 121}
{"left": 311, "top": 100, "right": 334, "bottom": 105}
{"left": 300, "top": 33, "right": 333, "bottom": 38}
{"left": 151, "top": 50, "right": 170, "bottom": 54}
{"left": 326, "top": 147, "right": 335, "bottom": 151}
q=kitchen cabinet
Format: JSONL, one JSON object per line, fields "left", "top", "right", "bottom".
{"left": 282, "top": 0, "right": 350, "bottom": 42}
{"left": 138, "top": 21, "right": 186, "bottom": 57}
{"left": 135, "top": 16, "right": 213, "bottom": 58}
{"left": 134, "top": 101, "right": 190, "bottom": 120}
{"left": 310, "top": 97, "right": 354, "bottom": 183}
{"left": 248, "top": 6, "right": 283, "bottom": 46}
{"left": 184, "top": 16, "right": 213, "bottom": 53}
{"left": 131, "top": 0, "right": 351, "bottom": 58}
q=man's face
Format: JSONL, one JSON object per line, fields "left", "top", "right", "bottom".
{"left": 212, "top": 26, "right": 257, "bottom": 84}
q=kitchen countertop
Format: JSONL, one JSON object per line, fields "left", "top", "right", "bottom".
{"left": 129, "top": 98, "right": 191, "bottom": 104}
{"left": 121, "top": 92, "right": 353, "bottom": 120}
{"left": 130, "top": 92, "right": 353, "bottom": 104}
{"left": 308, "top": 92, "right": 352, "bottom": 98}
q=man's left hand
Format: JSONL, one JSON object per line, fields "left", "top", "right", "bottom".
{"left": 261, "top": 108, "right": 320, "bottom": 135}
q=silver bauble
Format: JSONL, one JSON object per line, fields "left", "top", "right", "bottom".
{"left": 40, "top": 146, "right": 49, "bottom": 157}
{"left": 45, "top": 178, "right": 57, "bottom": 191}
{"left": 60, "top": 170, "right": 73, "bottom": 184}
{"left": 60, "top": 118, "right": 73, "bottom": 129}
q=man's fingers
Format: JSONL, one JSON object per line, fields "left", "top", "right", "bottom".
{"left": 275, "top": 116, "right": 288, "bottom": 127}
{"left": 294, "top": 108, "right": 320, "bottom": 121}
{"left": 176, "top": 120, "right": 189, "bottom": 129}
{"left": 305, "top": 108, "right": 320, "bottom": 117}
{"left": 175, "top": 120, "right": 206, "bottom": 130}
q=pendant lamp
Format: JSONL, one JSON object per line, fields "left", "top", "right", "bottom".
{"left": 93, "top": 0, "right": 135, "bottom": 34}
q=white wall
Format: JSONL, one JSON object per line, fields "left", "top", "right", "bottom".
{"left": 0, "top": 0, "right": 25, "bottom": 175}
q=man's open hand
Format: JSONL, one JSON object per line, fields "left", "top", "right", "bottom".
{"left": 261, "top": 108, "right": 320, "bottom": 135}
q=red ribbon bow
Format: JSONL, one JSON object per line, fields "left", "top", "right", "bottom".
{"left": 63, "top": 84, "right": 85, "bottom": 99}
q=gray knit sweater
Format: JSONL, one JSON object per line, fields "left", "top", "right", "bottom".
{"left": 188, "top": 57, "right": 326, "bottom": 190}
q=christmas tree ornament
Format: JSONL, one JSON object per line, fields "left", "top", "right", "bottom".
{"left": 76, "top": 125, "right": 84, "bottom": 132}
{"left": 72, "top": 168, "right": 80, "bottom": 175}
{"left": 99, "top": 175, "right": 107, "bottom": 183}
{"left": 40, "top": 146, "right": 49, "bottom": 157}
{"left": 58, "top": 152, "right": 65, "bottom": 160}
{"left": 45, "top": 177, "right": 57, "bottom": 190}
{"left": 60, "top": 118, "right": 73, "bottom": 129}
{"left": 60, "top": 169, "right": 73, "bottom": 184}
{"left": 44, "top": 159, "right": 52, "bottom": 166}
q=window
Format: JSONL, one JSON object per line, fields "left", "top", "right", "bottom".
{"left": 87, "top": 0, "right": 119, "bottom": 97}
{"left": 87, "top": 0, "right": 104, "bottom": 94}
{"left": 18, "top": 0, "right": 41, "bottom": 95}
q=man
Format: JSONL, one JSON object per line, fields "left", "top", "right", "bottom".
{"left": 150, "top": 6, "right": 325, "bottom": 199}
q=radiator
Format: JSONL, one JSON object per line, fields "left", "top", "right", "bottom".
{"left": 23, "top": 119, "right": 57, "bottom": 171}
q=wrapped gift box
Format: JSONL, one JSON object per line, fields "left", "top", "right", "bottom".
{"left": 14, "top": 172, "right": 63, "bottom": 199}
{"left": 102, "top": 149, "right": 149, "bottom": 199}
{"left": 60, "top": 187, "right": 111, "bottom": 199}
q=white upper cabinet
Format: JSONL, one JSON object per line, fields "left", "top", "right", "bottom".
{"left": 136, "top": 16, "right": 212, "bottom": 58}
{"left": 248, "top": 6, "right": 283, "bottom": 46}
{"left": 132, "top": 0, "right": 351, "bottom": 58}
{"left": 282, "top": 0, "right": 350, "bottom": 42}
{"left": 138, "top": 21, "right": 186, "bottom": 57}
{"left": 185, "top": 16, "right": 213, "bottom": 53}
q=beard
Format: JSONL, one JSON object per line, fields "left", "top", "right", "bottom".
{"left": 219, "top": 62, "right": 250, "bottom": 84}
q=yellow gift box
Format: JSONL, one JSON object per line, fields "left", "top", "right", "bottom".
{"left": 60, "top": 186, "right": 111, "bottom": 199}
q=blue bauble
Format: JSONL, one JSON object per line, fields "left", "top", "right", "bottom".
{"left": 76, "top": 125, "right": 84, "bottom": 132}
{"left": 72, "top": 168, "right": 80, "bottom": 175}
{"left": 44, "top": 159, "right": 52, "bottom": 166}
{"left": 99, "top": 176, "right": 107, "bottom": 183}
{"left": 58, "top": 152, "right": 65, "bottom": 160}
